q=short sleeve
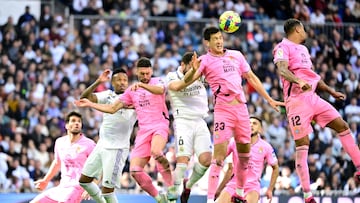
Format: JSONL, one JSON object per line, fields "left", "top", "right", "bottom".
{"left": 166, "top": 72, "right": 177, "bottom": 84}
{"left": 54, "top": 139, "right": 61, "bottom": 162}
{"left": 265, "top": 145, "right": 278, "bottom": 166}
{"left": 273, "top": 44, "right": 289, "bottom": 64}
{"left": 94, "top": 90, "right": 111, "bottom": 104}
{"left": 238, "top": 52, "right": 251, "bottom": 73}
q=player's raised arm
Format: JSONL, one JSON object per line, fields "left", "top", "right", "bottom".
{"left": 183, "top": 52, "right": 202, "bottom": 84}
{"left": 132, "top": 82, "right": 165, "bottom": 95}
{"left": 74, "top": 98, "right": 124, "bottom": 114}
{"left": 276, "top": 60, "right": 311, "bottom": 91}
{"left": 316, "top": 79, "right": 345, "bottom": 100}
{"left": 80, "top": 69, "right": 112, "bottom": 102}
{"left": 243, "top": 70, "right": 284, "bottom": 111}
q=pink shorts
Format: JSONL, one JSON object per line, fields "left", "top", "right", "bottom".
{"left": 286, "top": 94, "right": 340, "bottom": 140}
{"left": 224, "top": 178, "right": 260, "bottom": 196}
{"left": 213, "top": 103, "right": 251, "bottom": 145}
{"left": 31, "top": 185, "right": 83, "bottom": 203}
{"left": 130, "top": 123, "right": 169, "bottom": 158}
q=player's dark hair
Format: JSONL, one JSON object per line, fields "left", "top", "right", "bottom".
{"left": 65, "top": 111, "right": 82, "bottom": 123}
{"left": 203, "top": 26, "right": 220, "bottom": 41}
{"left": 284, "top": 18, "right": 302, "bottom": 36}
{"left": 112, "top": 68, "right": 127, "bottom": 77}
{"left": 136, "top": 57, "right": 152, "bottom": 68}
{"left": 181, "top": 52, "right": 194, "bottom": 65}
{"left": 250, "top": 116, "right": 263, "bottom": 127}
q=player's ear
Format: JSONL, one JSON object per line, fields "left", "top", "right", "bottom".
{"left": 203, "top": 39, "right": 209, "bottom": 47}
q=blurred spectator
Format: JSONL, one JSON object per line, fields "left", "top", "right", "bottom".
{"left": 345, "top": 97, "right": 360, "bottom": 123}
{"left": 310, "top": 9, "right": 326, "bottom": 24}
{"left": 17, "top": 6, "right": 36, "bottom": 29}
{"left": 39, "top": 5, "right": 53, "bottom": 31}
{"left": 265, "top": 116, "right": 287, "bottom": 150}
{"left": 72, "top": 0, "right": 88, "bottom": 14}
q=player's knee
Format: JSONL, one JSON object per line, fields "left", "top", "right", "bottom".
{"left": 338, "top": 121, "right": 350, "bottom": 132}
{"left": 150, "top": 149, "right": 163, "bottom": 158}
{"left": 79, "top": 174, "right": 93, "bottom": 183}
{"left": 199, "top": 156, "right": 212, "bottom": 167}
{"left": 200, "top": 159, "right": 211, "bottom": 168}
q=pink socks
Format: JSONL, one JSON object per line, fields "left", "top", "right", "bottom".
{"left": 296, "top": 145, "right": 310, "bottom": 193}
{"left": 338, "top": 129, "right": 360, "bottom": 170}
{"left": 155, "top": 155, "right": 173, "bottom": 187}
{"left": 207, "top": 160, "right": 223, "bottom": 200}
{"left": 236, "top": 152, "right": 250, "bottom": 191}
{"left": 130, "top": 166, "right": 158, "bottom": 197}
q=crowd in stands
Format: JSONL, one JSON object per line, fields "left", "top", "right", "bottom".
{"left": 0, "top": 0, "right": 360, "bottom": 197}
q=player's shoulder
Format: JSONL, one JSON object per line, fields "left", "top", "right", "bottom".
{"left": 150, "top": 77, "right": 162, "bottom": 83}
{"left": 55, "top": 135, "right": 66, "bottom": 143}
{"left": 166, "top": 71, "right": 178, "bottom": 80}
{"left": 226, "top": 49, "right": 241, "bottom": 55}
{"left": 81, "top": 135, "right": 96, "bottom": 145}
{"left": 96, "top": 89, "right": 113, "bottom": 96}
{"left": 259, "top": 138, "right": 275, "bottom": 151}
{"left": 274, "top": 39, "right": 290, "bottom": 50}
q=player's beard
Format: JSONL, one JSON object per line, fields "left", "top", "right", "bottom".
{"left": 70, "top": 128, "right": 81, "bottom": 135}
{"left": 251, "top": 132, "right": 257, "bottom": 137}
{"left": 115, "top": 89, "right": 125, "bottom": 95}
{"left": 140, "top": 78, "right": 149, "bottom": 83}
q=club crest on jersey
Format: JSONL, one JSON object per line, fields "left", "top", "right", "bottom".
{"left": 294, "top": 127, "right": 301, "bottom": 134}
{"left": 228, "top": 55, "right": 235, "bottom": 60}
{"left": 258, "top": 147, "right": 263, "bottom": 153}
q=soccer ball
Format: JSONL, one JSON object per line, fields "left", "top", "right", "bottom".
{"left": 218, "top": 11, "right": 241, "bottom": 33}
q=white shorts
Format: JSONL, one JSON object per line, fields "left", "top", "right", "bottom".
{"left": 173, "top": 117, "right": 212, "bottom": 158}
{"left": 82, "top": 145, "right": 129, "bottom": 188}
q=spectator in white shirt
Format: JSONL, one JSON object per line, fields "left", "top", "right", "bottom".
{"left": 310, "top": 9, "right": 326, "bottom": 24}
{"left": 345, "top": 97, "right": 360, "bottom": 123}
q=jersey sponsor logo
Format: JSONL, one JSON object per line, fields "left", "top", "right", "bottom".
{"left": 180, "top": 84, "right": 202, "bottom": 96}
{"left": 300, "top": 53, "right": 308, "bottom": 64}
{"left": 222, "top": 59, "right": 236, "bottom": 73}
{"left": 138, "top": 93, "right": 150, "bottom": 107}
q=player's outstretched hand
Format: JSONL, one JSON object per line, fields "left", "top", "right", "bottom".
{"left": 131, "top": 82, "right": 142, "bottom": 91}
{"left": 298, "top": 80, "right": 312, "bottom": 92}
{"left": 268, "top": 99, "right": 285, "bottom": 112}
{"left": 34, "top": 179, "right": 48, "bottom": 191}
{"left": 191, "top": 51, "right": 201, "bottom": 71}
{"left": 265, "top": 189, "right": 273, "bottom": 203}
{"left": 331, "top": 91, "right": 346, "bottom": 101}
{"left": 74, "top": 98, "right": 92, "bottom": 107}
{"left": 98, "top": 69, "right": 111, "bottom": 83}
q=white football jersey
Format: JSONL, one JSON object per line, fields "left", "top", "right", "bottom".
{"left": 166, "top": 67, "right": 209, "bottom": 119}
{"left": 95, "top": 90, "right": 137, "bottom": 149}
